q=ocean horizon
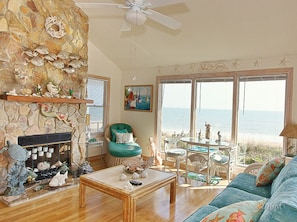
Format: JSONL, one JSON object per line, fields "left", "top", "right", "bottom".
{"left": 161, "top": 107, "right": 284, "bottom": 144}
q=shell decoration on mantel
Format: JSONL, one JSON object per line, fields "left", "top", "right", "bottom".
{"left": 21, "top": 45, "right": 87, "bottom": 74}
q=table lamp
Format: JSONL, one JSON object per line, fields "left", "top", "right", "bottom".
{"left": 280, "top": 124, "right": 297, "bottom": 157}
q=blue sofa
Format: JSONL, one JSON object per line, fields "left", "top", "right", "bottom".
{"left": 184, "top": 156, "right": 297, "bottom": 222}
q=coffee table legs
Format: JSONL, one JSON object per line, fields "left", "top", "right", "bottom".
{"left": 79, "top": 182, "right": 86, "bottom": 207}
{"left": 170, "top": 178, "right": 177, "bottom": 203}
{"left": 123, "top": 196, "right": 136, "bottom": 222}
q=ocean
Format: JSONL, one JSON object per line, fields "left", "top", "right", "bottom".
{"left": 161, "top": 107, "right": 284, "bottom": 144}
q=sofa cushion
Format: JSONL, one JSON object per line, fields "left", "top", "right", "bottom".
{"left": 259, "top": 176, "right": 297, "bottom": 222}
{"left": 228, "top": 173, "right": 271, "bottom": 198}
{"left": 256, "top": 157, "right": 284, "bottom": 186}
{"left": 209, "top": 187, "right": 267, "bottom": 208}
{"left": 201, "top": 199, "right": 267, "bottom": 222}
{"left": 271, "top": 155, "right": 297, "bottom": 194}
{"left": 183, "top": 205, "right": 218, "bottom": 222}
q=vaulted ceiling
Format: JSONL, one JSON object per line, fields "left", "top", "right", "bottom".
{"left": 74, "top": 0, "right": 297, "bottom": 71}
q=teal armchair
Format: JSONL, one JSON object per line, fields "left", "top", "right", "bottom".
{"left": 104, "top": 123, "right": 142, "bottom": 167}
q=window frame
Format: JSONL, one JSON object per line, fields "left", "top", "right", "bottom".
{"left": 155, "top": 68, "right": 293, "bottom": 160}
{"left": 87, "top": 74, "right": 110, "bottom": 137}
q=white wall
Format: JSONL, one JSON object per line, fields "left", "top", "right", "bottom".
{"left": 87, "top": 41, "right": 123, "bottom": 124}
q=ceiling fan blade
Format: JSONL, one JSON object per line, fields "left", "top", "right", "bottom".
{"left": 146, "top": 9, "right": 182, "bottom": 30}
{"left": 120, "top": 20, "right": 132, "bottom": 31}
{"left": 75, "top": 3, "right": 123, "bottom": 9}
{"left": 145, "top": 0, "right": 186, "bottom": 9}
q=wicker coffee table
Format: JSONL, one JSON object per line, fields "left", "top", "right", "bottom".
{"left": 79, "top": 165, "right": 176, "bottom": 222}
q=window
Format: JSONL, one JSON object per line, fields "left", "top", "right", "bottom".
{"left": 237, "top": 76, "right": 286, "bottom": 164}
{"left": 158, "top": 81, "right": 191, "bottom": 151}
{"left": 87, "top": 75, "right": 110, "bottom": 134}
{"left": 196, "top": 78, "right": 233, "bottom": 142}
{"left": 156, "top": 68, "right": 293, "bottom": 165}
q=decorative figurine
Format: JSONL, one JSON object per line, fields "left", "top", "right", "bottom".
{"left": 205, "top": 122, "right": 211, "bottom": 140}
{"left": 0, "top": 141, "right": 28, "bottom": 196}
{"left": 216, "top": 131, "right": 222, "bottom": 143}
{"left": 198, "top": 130, "right": 202, "bottom": 140}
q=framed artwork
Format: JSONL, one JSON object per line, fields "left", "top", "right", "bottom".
{"left": 124, "top": 85, "right": 153, "bottom": 112}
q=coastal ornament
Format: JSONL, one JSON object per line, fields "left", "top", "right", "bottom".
{"left": 45, "top": 16, "right": 66, "bottom": 39}
{"left": 123, "top": 181, "right": 133, "bottom": 190}
{"left": 132, "top": 172, "right": 140, "bottom": 179}
{"left": 0, "top": 141, "right": 28, "bottom": 196}
{"left": 119, "top": 173, "right": 127, "bottom": 181}
{"left": 49, "top": 171, "right": 68, "bottom": 187}
{"left": 39, "top": 103, "right": 72, "bottom": 125}
{"left": 205, "top": 122, "right": 211, "bottom": 140}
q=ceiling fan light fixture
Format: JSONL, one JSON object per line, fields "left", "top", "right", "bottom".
{"left": 125, "top": 8, "right": 147, "bottom": 26}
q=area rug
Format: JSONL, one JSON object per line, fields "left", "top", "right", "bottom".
{"left": 0, "top": 178, "right": 79, "bottom": 207}
{"left": 182, "top": 172, "right": 222, "bottom": 185}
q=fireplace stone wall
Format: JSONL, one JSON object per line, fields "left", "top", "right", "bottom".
{"left": 0, "top": 0, "right": 89, "bottom": 165}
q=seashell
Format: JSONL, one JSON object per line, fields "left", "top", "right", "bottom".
{"left": 123, "top": 181, "right": 133, "bottom": 190}
{"left": 49, "top": 171, "right": 68, "bottom": 187}
{"left": 63, "top": 67, "right": 75, "bottom": 74}
{"left": 68, "top": 60, "right": 82, "bottom": 68}
{"left": 80, "top": 59, "right": 88, "bottom": 66}
{"left": 23, "top": 49, "right": 38, "bottom": 57}
{"left": 34, "top": 45, "right": 49, "bottom": 55}
{"left": 51, "top": 60, "right": 64, "bottom": 69}
{"left": 57, "top": 51, "right": 70, "bottom": 60}
{"left": 141, "top": 171, "right": 148, "bottom": 178}
{"left": 51, "top": 161, "right": 62, "bottom": 168}
{"left": 69, "top": 53, "right": 80, "bottom": 60}
{"left": 37, "top": 161, "right": 50, "bottom": 171}
{"left": 132, "top": 172, "right": 140, "bottom": 179}
{"left": 119, "top": 173, "right": 127, "bottom": 181}
{"left": 30, "top": 56, "right": 44, "bottom": 66}
{"left": 44, "top": 53, "right": 57, "bottom": 61}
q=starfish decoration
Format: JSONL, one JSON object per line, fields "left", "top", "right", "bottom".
{"left": 254, "top": 57, "right": 261, "bottom": 67}
{"left": 232, "top": 60, "right": 239, "bottom": 69}
{"left": 280, "top": 56, "right": 288, "bottom": 66}
{"left": 191, "top": 63, "right": 197, "bottom": 72}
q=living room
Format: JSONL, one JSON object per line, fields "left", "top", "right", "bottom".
{"left": 1, "top": 0, "right": 297, "bottom": 221}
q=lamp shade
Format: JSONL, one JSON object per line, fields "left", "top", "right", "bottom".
{"left": 280, "top": 124, "right": 297, "bottom": 138}
{"left": 125, "top": 8, "right": 147, "bottom": 26}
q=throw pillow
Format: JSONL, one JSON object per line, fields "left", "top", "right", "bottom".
{"left": 111, "top": 128, "right": 128, "bottom": 142}
{"left": 256, "top": 157, "right": 285, "bottom": 187}
{"left": 115, "top": 133, "right": 133, "bottom": 144}
{"left": 201, "top": 199, "right": 267, "bottom": 222}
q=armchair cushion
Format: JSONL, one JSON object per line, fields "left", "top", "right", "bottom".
{"left": 109, "top": 142, "right": 142, "bottom": 157}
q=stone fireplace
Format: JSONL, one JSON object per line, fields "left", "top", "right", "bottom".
{"left": 0, "top": 0, "right": 89, "bottom": 163}
{"left": 0, "top": 0, "right": 90, "bottom": 196}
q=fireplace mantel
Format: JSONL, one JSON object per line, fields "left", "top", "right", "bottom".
{"left": 0, "top": 95, "right": 93, "bottom": 104}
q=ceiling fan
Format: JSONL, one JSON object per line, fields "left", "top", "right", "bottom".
{"left": 76, "top": 0, "right": 186, "bottom": 31}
